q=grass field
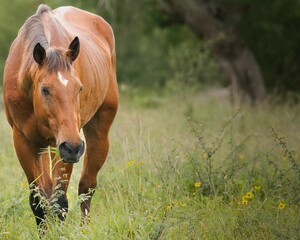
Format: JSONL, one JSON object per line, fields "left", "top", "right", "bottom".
{"left": 0, "top": 87, "right": 300, "bottom": 239}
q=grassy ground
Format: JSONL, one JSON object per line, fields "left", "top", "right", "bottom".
{"left": 0, "top": 87, "right": 300, "bottom": 239}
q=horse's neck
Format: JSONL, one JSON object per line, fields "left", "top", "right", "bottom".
{"left": 40, "top": 12, "right": 69, "bottom": 48}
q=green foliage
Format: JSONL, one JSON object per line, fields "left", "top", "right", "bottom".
{"left": 221, "top": 0, "right": 300, "bottom": 98}
{"left": 102, "top": 0, "right": 222, "bottom": 89}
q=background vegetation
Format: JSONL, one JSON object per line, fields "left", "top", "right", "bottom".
{"left": 1, "top": 0, "right": 300, "bottom": 98}
{"left": 1, "top": 0, "right": 300, "bottom": 239}
{"left": 219, "top": 0, "right": 300, "bottom": 98}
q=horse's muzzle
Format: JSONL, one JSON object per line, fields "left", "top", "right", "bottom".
{"left": 59, "top": 140, "right": 85, "bottom": 163}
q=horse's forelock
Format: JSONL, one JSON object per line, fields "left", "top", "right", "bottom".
{"left": 45, "top": 48, "right": 71, "bottom": 73}
{"left": 21, "top": 48, "right": 71, "bottom": 86}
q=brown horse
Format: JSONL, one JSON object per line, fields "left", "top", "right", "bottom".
{"left": 3, "top": 4, "right": 118, "bottom": 226}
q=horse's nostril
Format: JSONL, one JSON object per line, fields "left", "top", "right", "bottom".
{"left": 59, "top": 142, "right": 73, "bottom": 154}
{"left": 59, "top": 141, "right": 85, "bottom": 163}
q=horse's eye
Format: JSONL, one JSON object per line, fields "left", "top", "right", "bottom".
{"left": 79, "top": 86, "right": 83, "bottom": 93}
{"left": 41, "top": 86, "right": 50, "bottom": 96}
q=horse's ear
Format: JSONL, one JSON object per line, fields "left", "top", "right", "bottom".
{"left": 67, "top": 36, "right": 80, "bottom": 62}
{"left": 33, "top": 43, "right": 46, "bottom": 65}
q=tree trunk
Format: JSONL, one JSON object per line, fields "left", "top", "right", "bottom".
{"left": 160, "top": 0, "right": 267, "bottom": 103}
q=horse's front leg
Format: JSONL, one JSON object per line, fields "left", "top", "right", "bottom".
{"left": 51, "top": 157, "right": 73, "bottom": 221}
{"left": 13, "top": 126, "right": 52, "bottom": 226}
{"left": 79, "top": 105, "right": 117, "bottom": 221}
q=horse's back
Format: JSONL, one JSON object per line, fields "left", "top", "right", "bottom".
{"left": 53, "top": 6, "right": 115, "bottom": 53}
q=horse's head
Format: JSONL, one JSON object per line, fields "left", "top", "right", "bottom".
{"left": 32, "top": 37, "right": 84, "bottom": 163}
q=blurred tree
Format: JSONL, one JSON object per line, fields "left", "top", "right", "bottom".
{"left": 159, "top": 0, "right": 267, "bottom": 103}
{"left": 230, "top": 0, "right": 300, "bottom": 100}
{"left": 159, "top": 0, "right": 300, "bottom": 102}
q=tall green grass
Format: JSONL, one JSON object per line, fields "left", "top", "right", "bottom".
{"left": 0, "top": 87, "right": 299, "bottom": 239}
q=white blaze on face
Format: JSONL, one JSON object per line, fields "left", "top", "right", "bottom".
{"left": 58, "top": 72, "right": 69, "bottom": 87}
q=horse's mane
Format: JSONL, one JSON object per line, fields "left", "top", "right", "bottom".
{"left": 18, "top": 4, "right": 71, "bottom": 90}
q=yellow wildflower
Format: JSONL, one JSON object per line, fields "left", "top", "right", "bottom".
{"left": 166, "top": 204, "right": 172, "bottom": 211}
{"left": 244, "top": 191, "right": 254, "bottom": 199}
{"left": 240, "top": 198, "right": 248, "bottom": 205}
{"left": 126, "top": 160, "right": 144, "bottom": 168}
{"left": 278, "top": 202, "right": 286, "bottom": 210}
{"left": 239, "top": 154, "right": 246, "bottom": 161}
{"left": 194, "top": 181, "right": 201, "bottom": 188}
{"left": 253, "top": 185, "right": 261, "bottom": 191}
{"left": 166, "top": 201, "right": 186, "bottom": 210}
{"left": 127, "top": 160, "right": 135, "bottom": 167}
{"left": 239, "top": 195, "right": 249, "bottom": 205}
{"left": 20, "top": 181, "right": 27, "bottom": 188}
